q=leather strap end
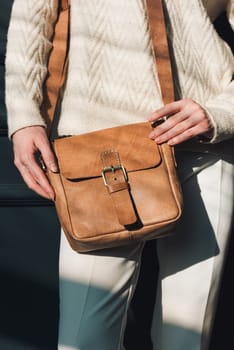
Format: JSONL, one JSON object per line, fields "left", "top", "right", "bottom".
{"left": 101, "top": 150, "right": 137, "bottom": 226}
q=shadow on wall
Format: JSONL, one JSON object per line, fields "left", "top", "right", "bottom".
{"left": 0, "top": 268, "right": 57, "bottom": 350}
{"left": 0, "top": 206, "right": 60, "bottom": 350}
{"left": 0, "top": 3, "right": 61, "bottom": 349}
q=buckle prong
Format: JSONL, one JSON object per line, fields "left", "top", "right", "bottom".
{"left": 102, "top": 165, "right": 128, "bottom": 186}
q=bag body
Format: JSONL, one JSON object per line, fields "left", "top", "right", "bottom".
{"left": 41, "top": 0, "right": 183, "bottom": 252}
{"left": 46, "top": 122, "right": 182, "bottom": 252}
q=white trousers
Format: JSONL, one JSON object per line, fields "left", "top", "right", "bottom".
{"left": 58, "top": 151, "right": 234, "bottom": 350}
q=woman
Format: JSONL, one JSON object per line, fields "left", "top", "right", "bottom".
{"left": 5, "top": 0, "right": 234, "bottom": 349}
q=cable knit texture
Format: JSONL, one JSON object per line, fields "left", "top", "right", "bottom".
{"left": 5, "top": 0, "right": 234, "bottom": 143}
{"left": 6, "top": 0, "right": 58, "bottom": 134}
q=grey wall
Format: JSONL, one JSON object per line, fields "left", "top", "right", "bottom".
{"left": 0, "top": 2, "right": 60, "bottom": 349}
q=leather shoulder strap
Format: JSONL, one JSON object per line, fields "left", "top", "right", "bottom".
{"left": 42, "top": 0, "right": 174, "bottom": 134}
{"left": 146, "top": 0, "right": 174, "bottom": 105}
{"left": 40, "top": 0, "right": 70, "bottom": 134}
{"left": 61, "top": 0, "right": 69, "bottom": 10}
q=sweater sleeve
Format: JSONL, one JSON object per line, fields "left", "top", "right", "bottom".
{"left": 203, "top": 79, "right": 234, "bottom": 143}
{"left": 201, "top": 0, "right": 234, "bottom": 144}
{"left": 227, "top": 0, "right": 234, "bottom": 30}
{"left": 5, "top": 0, "right": 59, "bottom": 137}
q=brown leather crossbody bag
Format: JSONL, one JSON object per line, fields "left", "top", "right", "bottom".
{"left": 41, "top": 0, "right": 183, "bottom": 252}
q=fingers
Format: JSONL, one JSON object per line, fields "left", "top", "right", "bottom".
{"left": 37, "top": 137, "right": 58, "bottom": 173}
{"left": 148, "top": 101, "right": 181, "bottom": 122}
{"left": 12, "top": 126, "right": 57, "bottom": 200}
{"left": 18, "top": 161, "right": 54, "bottom": 199}
{"left": 148, "top": 99, "right": 213, "bottom": 145}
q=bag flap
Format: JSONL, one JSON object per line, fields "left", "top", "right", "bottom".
{"left": 53, "top": 122, "right": 161, "bottom": 180}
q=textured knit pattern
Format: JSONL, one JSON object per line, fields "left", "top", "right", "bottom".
{"left": 5, "top": 0, "right": 234, "bottom": 143}
{"left": 6, "top": 0, "right": 58, "bottom": 133}
{"left": 60, "top": 0, "right": 163, "bottom": 135}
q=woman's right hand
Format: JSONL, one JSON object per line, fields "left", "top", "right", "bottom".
{"left": 12, "top": 126, "right": 58, "bottom": 200}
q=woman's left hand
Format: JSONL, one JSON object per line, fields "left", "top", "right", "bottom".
{"left": 148, "top": 98, "right": 214, "bottom": 145}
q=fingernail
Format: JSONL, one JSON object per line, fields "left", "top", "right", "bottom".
{"left": 50, "top": 164, "right": 58, "bottom": 173}
{"left": 154, "top": 137, "right": 161, "bottom": 143}
{"left": 49, "top": 192, "right": 55, "bottom": 201}
{"left": 167, "top": 140, "right": 174, "bottom": 145}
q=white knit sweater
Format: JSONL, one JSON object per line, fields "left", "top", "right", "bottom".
{"left": 5, "top": 0, "right": 234, "bottom": 144}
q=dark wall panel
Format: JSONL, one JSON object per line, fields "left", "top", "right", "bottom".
{"left": 0, "top": 2, "right": 61, "bottom": 349}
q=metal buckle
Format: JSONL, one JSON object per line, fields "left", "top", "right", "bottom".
{"left": 102, "top": 165, "right": 128, "bottom": 186}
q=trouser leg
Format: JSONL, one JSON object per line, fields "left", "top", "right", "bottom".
{"left": 152, "top": 153, "right": 234, "bottom": 350}
{"left": 58, "top": 233, "right": 143, "bottom": 350}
